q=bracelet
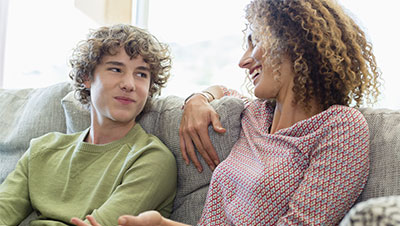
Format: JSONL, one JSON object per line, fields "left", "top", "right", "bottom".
{"left": 182, "top": 92, "right": 213, "bottom": 109}
{"left": 202, "top": 90, "right": 215, "bottom": 102}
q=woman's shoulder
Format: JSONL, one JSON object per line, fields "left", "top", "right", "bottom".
{"left": 326, "top": 105, "right": 366, "bottom": 120}
{"left": 322, "top": 105, "right": 368, "bottom": 131}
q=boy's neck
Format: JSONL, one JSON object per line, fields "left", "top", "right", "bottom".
{"left": 86, "top": 119, "right": 136, "bottom": 144}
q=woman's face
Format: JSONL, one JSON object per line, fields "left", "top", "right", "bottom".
{"left": 239, "top": 32, "right": 294, "bottom": 101}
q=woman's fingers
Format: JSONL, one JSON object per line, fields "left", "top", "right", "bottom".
{"left": 118, "top": 211, "right": 163, "bottom": 226}
{"left": 188, "top": 127, "right": 216, "bottom": 171}
{"left": 179, "top": 95, "right": 222, "bottom": 171}
{"left": 183, "top": 132, "right": 203, "bottom": 172}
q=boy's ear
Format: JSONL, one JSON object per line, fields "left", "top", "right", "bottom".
{"left": 83, "top": 75, "right": 91, "bottom": 89}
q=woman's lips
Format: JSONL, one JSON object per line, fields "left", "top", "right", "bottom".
{"left": 250, "top": 65, "right": 262, "bottom": 84}
{"left": 252, "top": 73, "right": 260, "bottom": 85}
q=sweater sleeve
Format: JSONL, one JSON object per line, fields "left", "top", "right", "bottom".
{"left": 0, "top": 150, "right": 33, "bottom": 225}
{"left": 88, "top": 145, "right": 177, "bottom": 225}
{"left": 277, "top": 108, "right": 370, "bottom": 225}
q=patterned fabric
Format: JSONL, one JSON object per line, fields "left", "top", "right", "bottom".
{"left": 340, "top": 196, "right": 400, "bottom": 226}
{"left": 199, "top": 88, "right": 370, "bottom": 225}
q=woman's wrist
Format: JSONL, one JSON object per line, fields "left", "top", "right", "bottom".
{"left": 182, "top": 92, "right": 214, "bottom": 109}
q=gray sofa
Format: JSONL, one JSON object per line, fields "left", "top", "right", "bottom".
{"left": 0, "top": 81, "right": 399, "bottom": 225}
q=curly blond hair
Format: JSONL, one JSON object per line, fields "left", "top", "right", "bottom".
{"left": 69, "top": 24, "right": 171, "bottom": 106}
{"left": 245, "top": 0, "right": 381, "bottom": 110}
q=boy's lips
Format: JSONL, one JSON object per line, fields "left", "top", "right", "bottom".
{"left": 115, "top": 96, "right": 135, "bottom": 104}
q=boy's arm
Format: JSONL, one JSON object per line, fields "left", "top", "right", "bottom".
{"left": 0, "top": 151, "right": 33, "bottom": 225}
{"left": 83, "top": 146, "right": 177, "bottom": 225}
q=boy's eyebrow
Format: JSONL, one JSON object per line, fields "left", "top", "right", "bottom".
{"left": 105, "top": 61, "right": 125, "bottom": 66}
{"left": 136, "top": 66, "right": 151, "bottom": 72}
{"left": 104, "top": 61, "right": 150, "bottom": 71}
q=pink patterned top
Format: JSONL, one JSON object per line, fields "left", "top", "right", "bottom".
{"left": 198, "top": 88, "right": 369, "bottom": 225}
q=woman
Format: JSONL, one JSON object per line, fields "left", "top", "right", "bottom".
{"left": 72, "top": 0, "right": 381, "bottom": 225}
{"left": 180, "top": 0, "right": 380, "bottom": 225}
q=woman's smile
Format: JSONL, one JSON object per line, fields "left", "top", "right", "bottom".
{"left": 250, "top": 66, "right": 262, "bottom": 85}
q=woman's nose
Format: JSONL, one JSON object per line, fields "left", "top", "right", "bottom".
{"left": 238, "top": 51, "right": 254, "bottom": 69}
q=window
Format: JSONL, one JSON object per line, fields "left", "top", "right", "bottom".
{"left": 147, "top": 0, "right": 399, "bottom": 109}
{"left": 337, "top": 0, "right": 400, "bottom": 109}
{"left": 2, "top": 0, "right": 98, "bottom": 89}
{"left": 1, "top": 0, "right": 399, "bottom": 109}
{"left": 145, "top": 0, "right": 251, "bottom": 98}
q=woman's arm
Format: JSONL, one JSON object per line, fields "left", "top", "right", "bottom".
{"left": 179, "top": 85, "right": 227, "bottom": 172}
{"left": 277, "top": 108, "right": 369, "bottom": 225}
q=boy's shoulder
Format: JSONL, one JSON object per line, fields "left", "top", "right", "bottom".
{"left": 29, "top": 130, "right": 86, "bottom": 156}
{"left": 128, "top": 124, "right": 175, "bottom": 161}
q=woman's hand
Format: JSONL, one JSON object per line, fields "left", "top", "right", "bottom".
{"left": 118, "top": 211, "right": 170, "bottom": 226}
{"left": 179, "top": 94, "right": 226, "bottom": 172}
{"left": 70, "top": 212, "right": 164, "bottom": 226}
{"left": 119, "top": 211, "right": 190, "bottom": 226}
{"left": 71, "top": 211, "right": 189, "bottom": 226}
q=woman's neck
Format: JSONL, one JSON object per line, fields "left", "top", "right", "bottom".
{"left": 270, "top": 95, "right": 322, "bottom": 134}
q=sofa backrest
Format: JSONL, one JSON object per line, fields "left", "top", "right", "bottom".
{"left": 357, "top": 108, "right": 400, "bottom": 203}
{"left": 0, "top": 82, "right": 72, "bottom": 183}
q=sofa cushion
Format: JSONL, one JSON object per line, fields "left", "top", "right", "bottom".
{"left": 0, "top": 82, "right": 73, "bottom": 183}
{"left": 340, "top": 195, "right": 400, "bottom": 225}
{"left": 357, "top": 108, "right": 400, "bottom": 202}
{"left": 61, "top": 91, "right": 244, "bottom": 225}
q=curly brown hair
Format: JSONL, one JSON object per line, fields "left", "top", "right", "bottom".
{"left": 69, "top": 24, "right": 171, "bottom": 106}
{"left": 245, "top": 0, "right": 381, "bottom": 110}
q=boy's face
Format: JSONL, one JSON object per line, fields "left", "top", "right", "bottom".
{"left": 84, "top": 47, "right": 151, "bottom": 127}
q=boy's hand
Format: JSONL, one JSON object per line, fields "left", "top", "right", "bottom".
{"left": 71, "top": 215, "right": 101, "bottom": 226}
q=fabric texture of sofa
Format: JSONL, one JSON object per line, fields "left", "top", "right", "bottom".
{"left": 0, "top": 81, "right": 399, "bottom": 225}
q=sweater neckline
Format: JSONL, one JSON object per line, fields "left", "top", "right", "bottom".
{"left": 77, "top": 123, "right": 143, "bottom": 153}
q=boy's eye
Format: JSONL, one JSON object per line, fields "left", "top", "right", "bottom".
{"left": 136, "top": 72, "right": 149, "bottom": 78}
{"left": 108, "top": 68, "right": 121, "bottom": 73}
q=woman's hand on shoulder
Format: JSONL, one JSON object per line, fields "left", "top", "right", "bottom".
{"left": 179, "top": 93, "right": 226, "bottom": 172}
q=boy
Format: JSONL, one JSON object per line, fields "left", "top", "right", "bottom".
{"left": 0, "top": 24, "right": 177, "bottom": 225}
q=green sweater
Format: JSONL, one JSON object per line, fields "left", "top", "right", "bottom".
{"left": 0, "top": 123, "right": 177, "bottom": 226}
